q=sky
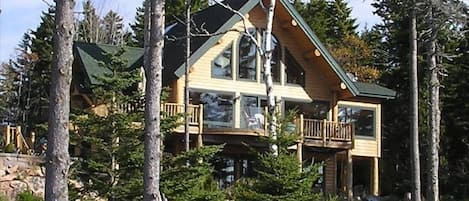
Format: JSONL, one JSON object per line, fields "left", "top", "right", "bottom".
{"left": 0, "top": 0, "right": 385, "bottom": 63}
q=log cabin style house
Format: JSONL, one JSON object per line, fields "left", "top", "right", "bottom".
{"left": 71, "top": 0, "right": 395, "bottom": 197}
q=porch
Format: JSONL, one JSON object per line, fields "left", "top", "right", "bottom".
{"left": 161, "top": 103, "right": 354, "bottom": 150}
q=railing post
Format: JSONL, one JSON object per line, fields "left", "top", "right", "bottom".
{"left": 197, "top": 104, "right": 204, "bottom": 148}
{"left": 5, "top": 125, "right": 11, "bottom": 145}
{"left": 264, "top": 107, "right": 268, "bottom": 136}
{"left": 322, "top": 120, "right": 327, "bottom": 146}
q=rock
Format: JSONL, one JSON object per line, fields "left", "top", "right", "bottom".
{"left": 6, "top": 165, "right": 18, "bottom": 174}
{"left": 0, "top": 174, "right": 16, "bottom": 182}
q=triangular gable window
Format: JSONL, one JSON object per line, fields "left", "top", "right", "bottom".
{"left": 212, "top": 43, "right": 233, "bottom": 78}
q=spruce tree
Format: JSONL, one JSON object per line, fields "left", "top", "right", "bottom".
{"left": 294, "top": 0, "right": 331, "bottom": 43}
{"left": 232, "top": 112, "right": 322, "bottom": 201}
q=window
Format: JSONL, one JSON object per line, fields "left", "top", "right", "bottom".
{"left": 285, "top": 49, "right": 305, "bottom": 86}
{"left": 338, "top": 106, "right": 375, "bottom": 137}
{"left": 238, "top": 29, "right": 257, "bottom": 80}
{"left": 261, "top": 33, "right": 281, "bottom": 82}
{"left": 241, "top": 96, "right": 267, "bottom": 129}
{"left": 285, "top": 100, "right": 330, "bottom": 120}
{"left": 212, "top": 44, "right": 232, "bottom": 78}
{"left": 212, "top": 155, "right": 255, "bottom": 189}
{"left": 190, "top": 91, "right": 234, "bottom": 128}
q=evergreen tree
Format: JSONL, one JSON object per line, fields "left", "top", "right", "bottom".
{"left": 161, "top": 146, "right": 226, "bottom": 201}
{"left": 23, "top": 7, "right": 55, "bottom": 137}
{"left": 102, "top": 11, "right": 127, "bottom": 45}
{"left": 76, "top": 0, "right": 102, "bottom": 43}
{"left": 0, "top": 61, "right": 21, "bottom": 124}
{"left": 326, "top": 0, "right": 357, "bottom": 44}
{"left": 232, "top": 112, "right": 322, "bottom": 201}
{"left": 129, "top": 0, "right": 209, "bottom": 47}
{"left": 71, "top": 48, "right": 144, "bottom": 200}
{"left": 294, "top": 0, "right": 331, "bottom": 43}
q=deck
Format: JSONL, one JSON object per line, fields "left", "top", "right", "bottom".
{"left": 160, "top": 103, "right": 354, "bottom": 150}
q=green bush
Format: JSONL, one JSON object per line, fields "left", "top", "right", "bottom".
{"left": 4, "top": 143, "right": 16, "bottom": 153}
{"left": 0, "top": 194, "right": 8, "bottom": 201}
{"left": 16, "top": 190, "right": 43, "bottom": 201}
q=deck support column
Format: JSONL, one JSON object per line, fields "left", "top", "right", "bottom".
{"left": 297, "top": 114, "right": 304, "bottom": 170}
{"left": 346, "top": 150, "right": 353, "bottom": 201}
{"left": 371, "top": 157, "right": 379, "bottom": 196}
{"left": 197, "top": 104, "right": 204, "bottom": 148}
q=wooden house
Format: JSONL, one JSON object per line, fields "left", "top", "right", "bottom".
{"left": 71, "top": 0, "right": 396, "bottom": 197}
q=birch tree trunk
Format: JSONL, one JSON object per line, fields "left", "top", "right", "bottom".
{"left": 409, "top": 5, "right": 422, "bottom": 201}
{"left": 263, "top": 0, "right": 278, "bottom": 156}
{"left": 426, "top": 5, "right": 440, "bottom": 201}
{"left": 184, "top": 0, "right": 191, "bottom": 152}
{"left": 45, "top": 0, "right": 75, "bottom": 200}
{"left": 143, "top": 0, "right": 165, "bottom": 200}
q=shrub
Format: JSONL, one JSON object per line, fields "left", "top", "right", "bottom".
{"left": 16, "top": 190, "right": 43, "bottom": 201}
{"left": 4, "top": 143, "right": 16, "bottom": 153}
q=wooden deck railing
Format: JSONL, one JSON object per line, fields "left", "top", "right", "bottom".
{"left": 161, "top": 103, "right": 203, "bottom": 126}
{"left": 2, "top": 125, "right": 35, "bottom": 154}
{"left": 300, "top": 116, "right": 353, "bottom": 143}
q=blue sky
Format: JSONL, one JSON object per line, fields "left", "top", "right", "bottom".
{"left": 0, "top": 0, "right": 380, "bottom": 63}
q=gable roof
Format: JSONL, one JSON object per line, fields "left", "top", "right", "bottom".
{"left": 74, "top": 0, "right": 395, "bottom": 99}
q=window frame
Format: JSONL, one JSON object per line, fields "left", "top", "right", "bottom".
{"left": 284, "top": 48, "right": 306, "bottom": 87}
{"left": 237, "top": 29, "right": 259, "bottom": 82}
{"left": 337, "top": 104, "right": 376, "bottom": 139}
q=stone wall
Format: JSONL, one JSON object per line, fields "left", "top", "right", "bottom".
{"left": 0, "top": 153, "right": 44, "bottom": 200}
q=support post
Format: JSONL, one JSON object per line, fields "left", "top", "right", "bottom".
{"left": 297, "top": 114, "right": 304, "bottom": 170}
{"left": 347, "top": 150, "right": 353, "bottom": 201}
{"left": 197, "top": 104, "right": 204, "bottom": 148}
{"left": 371, "top": 157, "right": 379, "bottom": 196}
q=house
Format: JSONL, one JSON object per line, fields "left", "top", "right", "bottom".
{"left": 71, "top": 0, "right": 396, "bottom": 198}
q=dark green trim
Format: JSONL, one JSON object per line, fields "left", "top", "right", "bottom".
{"left": 279, "top": 0, "right": 359, "bottom": 96}
{"left": 174, "top": 0, "right": 260, "bottom": 77}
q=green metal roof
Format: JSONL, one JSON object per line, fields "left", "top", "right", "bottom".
{"left": 354, "top": 82, "right": 396, "bottom": 99}
{"left": 74, "top": 42, "right": 143, "bottom": 85}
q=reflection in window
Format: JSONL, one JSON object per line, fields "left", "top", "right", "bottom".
{"left": 241, "top": 96, "right": 267, "bottom": 129}
{"left": 285, "top": 49, "right": 305, "bottom": 86}
{"left": 238, "top": 30, "right": 257, "bottom": 80}
{"left": 212, "top": 44, "right": 232, "bottom": 78}
{"left": 285, "top": 100, "right": 330, "bottom": 120}
{"left": 338, "top": 106, "right": 374, "bottom": 137}
{"left": 190, "top": 92, "right": 233, "bottom": 128}
{"left": 261, "top": 33, "right": 281, "bottom": 82}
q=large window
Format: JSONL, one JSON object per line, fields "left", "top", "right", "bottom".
{"left": 285, "top": 49, "right": 305, "bottom": 86}
{"left": 241, "top": 96, "right": 267, "bottom": 129}
{"left": 285, "top": 100, "right": 330, "bottom": 120}
{"left": 238, "top": 29, "right": 258, "bottom": 80}
{"left": 261, "top": 33, "right": 281, "bottom": 82}
{"left": 338, "top": 106, "right": 375, "bottom": 137}
{"left": 212, "top": 43, "right": 232, "bottom": 78}
{"left": 190, "top": 91, "right": 234, "bottom": 128}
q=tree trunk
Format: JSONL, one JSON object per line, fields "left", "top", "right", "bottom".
{"left": 409, "top": 5, "right": 422, "bottom": 201}
{"left": 143, "top": 0, "right": 165, "bottom": 200}
{"left": 263, "top": 0, "right": 278, "bottom": 156}
{"left": 426, "top": 5, "right": 440, "bottom": 201}
{"left": 184, "top": 0, "right": 191, "bottom": 152}
{"left": 45, "top": 0, "right": 75, "bottom": 200}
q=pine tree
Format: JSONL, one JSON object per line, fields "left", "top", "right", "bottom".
{"left": 70, "top": 48, "right": 144, "bottom": 200}
{"left": 232, "top": 112, "right": 322, "bottom": 201}
{"left": 102, "top": 11, "right": 127, "bottom": 45}
{"left": 294, "top": 0, "right": 331, "bottom": 43}
{"left": 326, "top": 0, "right": 357, "bottom": 44}
{"left": 76, "top": 0, "right": 102, "bottom": 43}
